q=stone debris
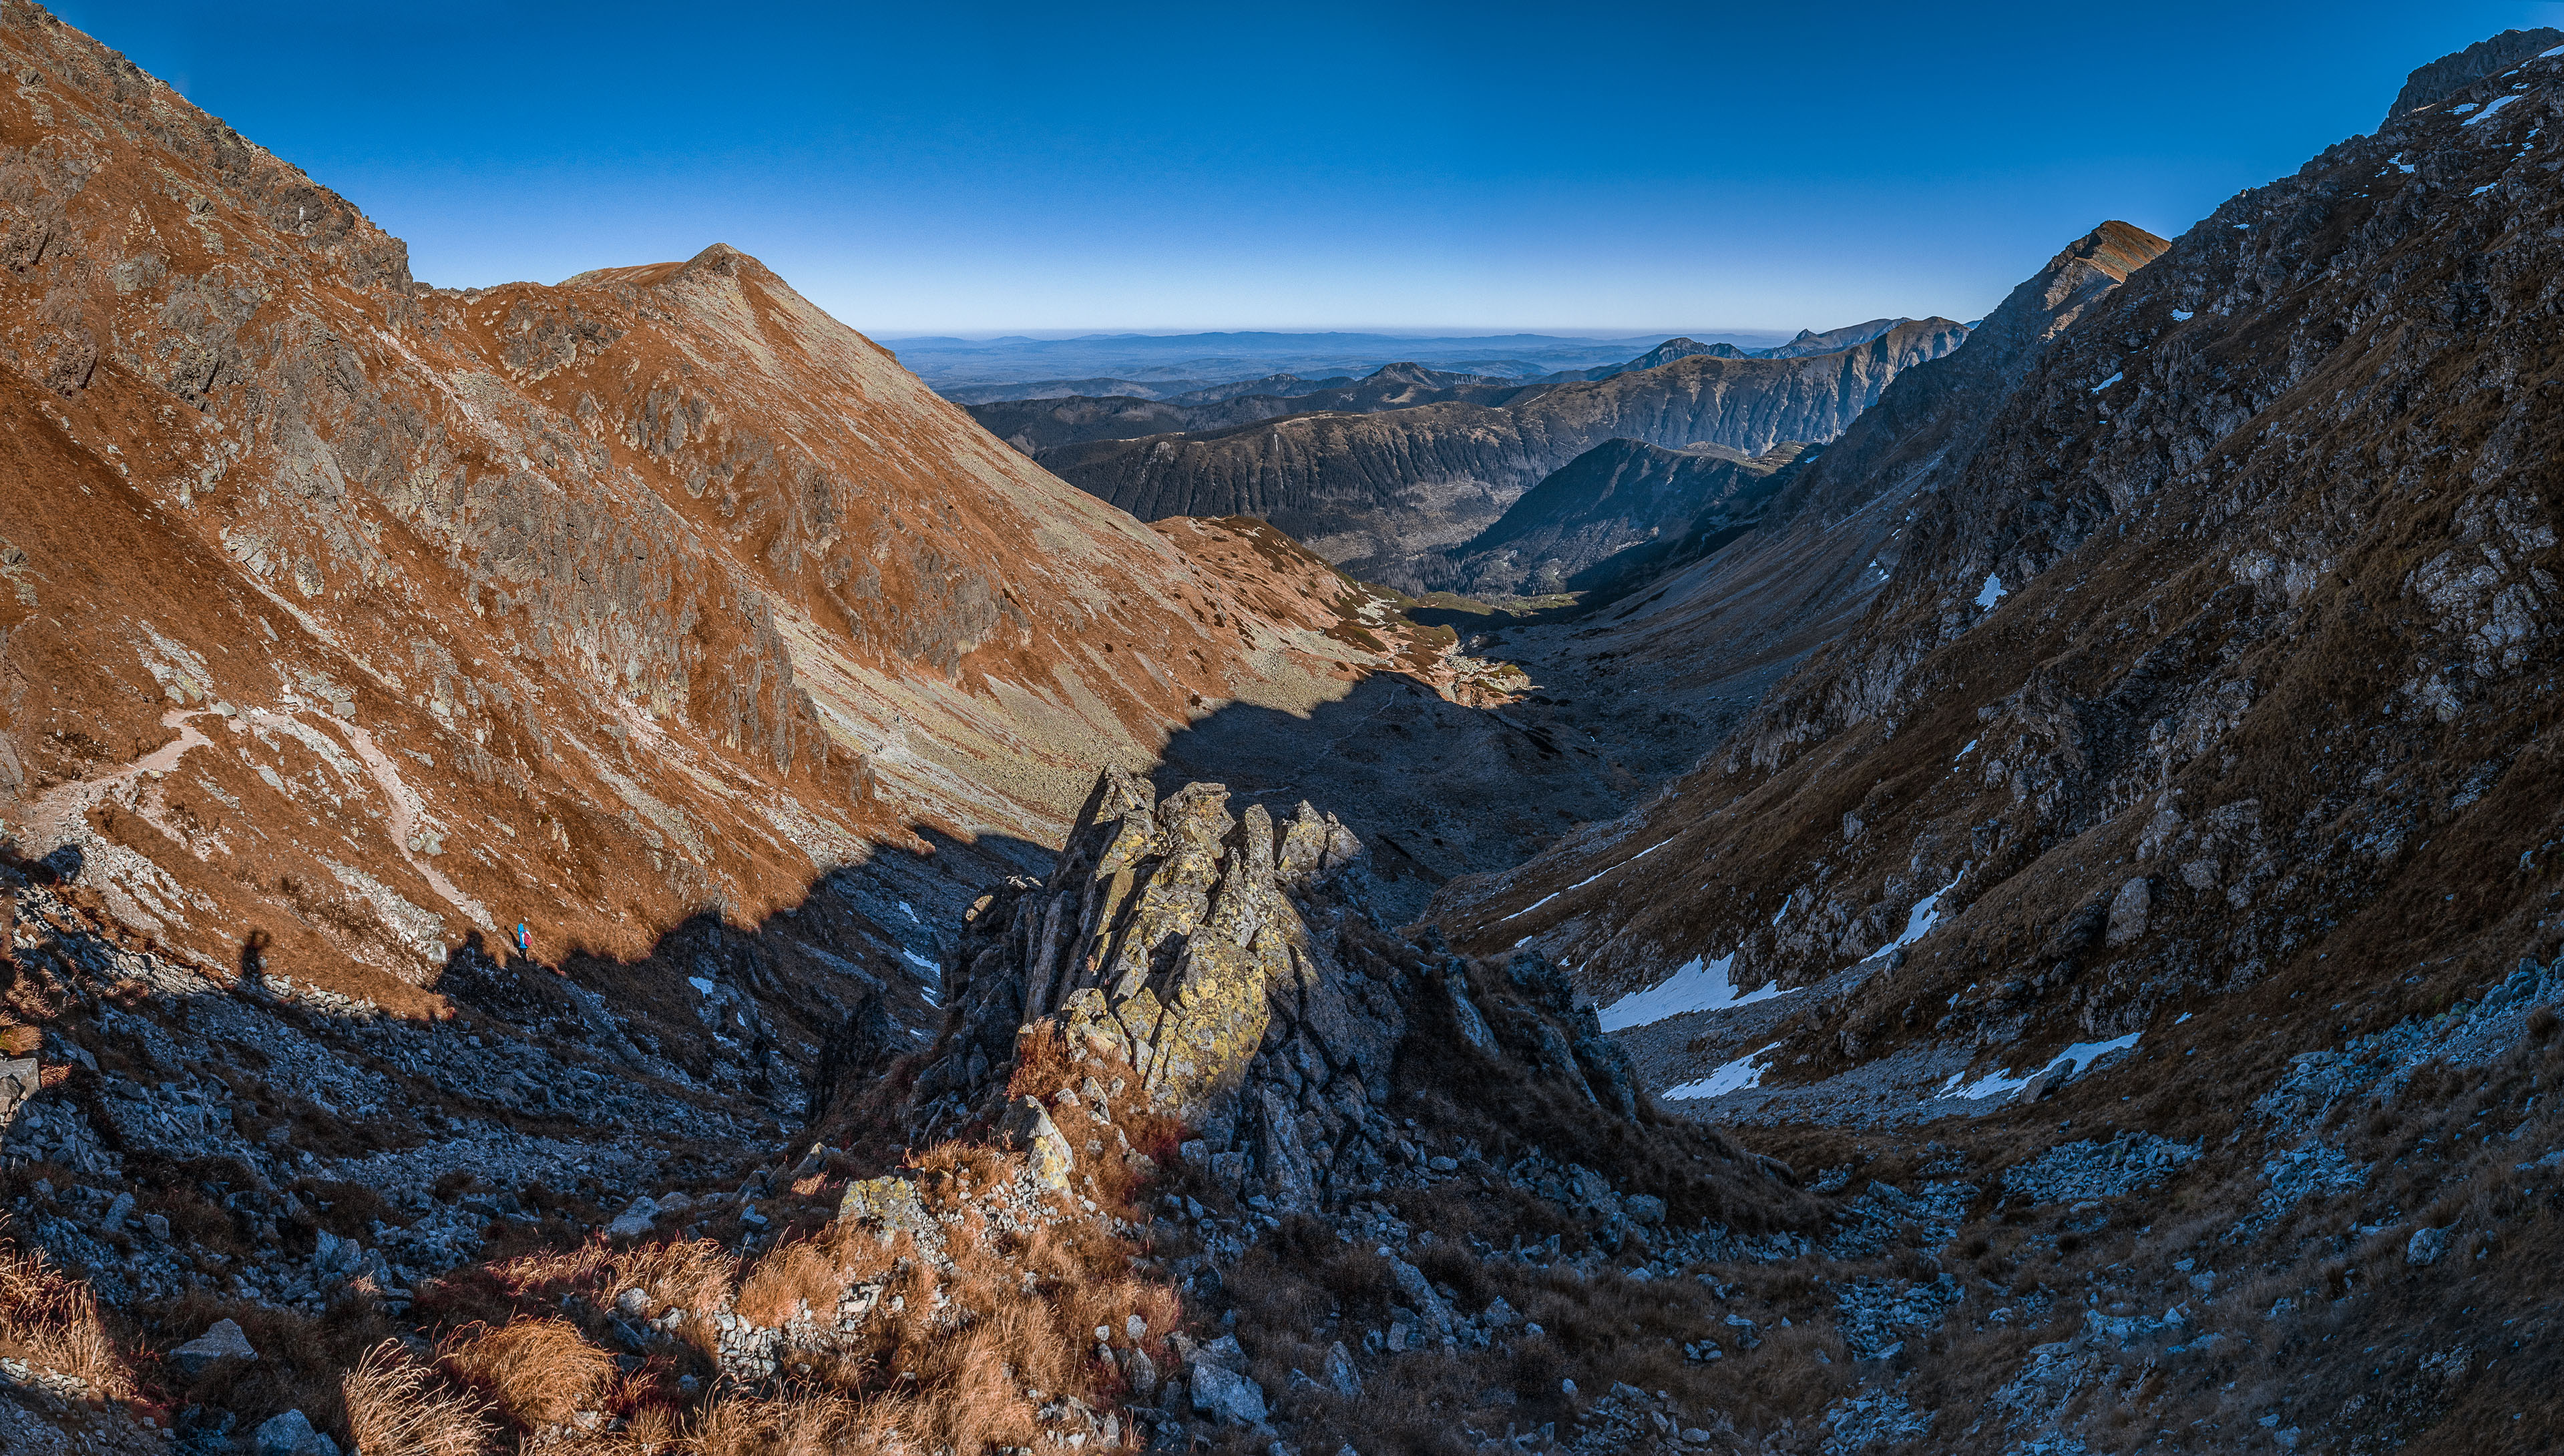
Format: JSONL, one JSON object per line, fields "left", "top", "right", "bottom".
{"left": 2000, "top": 1133, "right": 2199, "bottom": 1203}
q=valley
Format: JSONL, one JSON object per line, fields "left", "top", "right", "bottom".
{"left": 3, "top": 6, "right": 2563, "bottom": 1456}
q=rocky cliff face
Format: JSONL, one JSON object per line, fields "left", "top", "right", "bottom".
{"left": 1417, "top": 440, "right": 1802, "bottom": 599}
{"left": 0, "top": 1, "right": 1488, "bottom": 1007}
{"left": 1034, "top": 319, "right": 1970, "bottom": 589}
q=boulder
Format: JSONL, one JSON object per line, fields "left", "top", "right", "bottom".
{"left": 1446, "top": 976, "right": 1497, "bottom": 1054}
{"left": 170, "top": 1317, "right": 258, "bottom": 1375}
{"left": 1122, "top": 1345, "right": 1159, "bottom": 1398}
{"left": 837, "top": 1175, "right": 933, "bottom": 1238}
{"left": 606, "top": 1197, "right": 658, "bottom": 1238}
{"left": 999, "top": 1098, "right": 1076, "bottom": 1192}
{"left": 1324, "top": 1339, "right": 1362, "bottom": 1396}
{"left": 2406, "top": 1225, "right": 2450, "bottom": 1266}
{"left": 253, "top": 1410, "right": 340, "bottom": 1456}
{"left": 1387, "top": 1256, "right": 1454, "bottom": 1332}
{"left": 1189, "top": 1359, "right": 1269, "bottom": 1426}
{"left": 2103, "top": 877, "right": 2152, "bottom": 947}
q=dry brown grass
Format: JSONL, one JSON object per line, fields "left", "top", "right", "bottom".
{"left": 440, "top": 1316, "right": 616, "bottom": 1429}
{"left": 341, "top": 1340, "right": 497, "bottom": 1456}
{"left": 733, "top": 1236, "right": 842, "bottom": 1329}
{"left": 0, "top": 1239, "right": 133, "bottom": 1399}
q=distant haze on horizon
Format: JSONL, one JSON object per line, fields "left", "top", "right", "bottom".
{"left": 50, "top": 0, "right": 2564, "bottom": 335}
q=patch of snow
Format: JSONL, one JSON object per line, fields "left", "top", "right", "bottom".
{"left": 1771, "top": 895, "right": 1791, "bottom": 927}
{"left": 1664, "top": 1043, "right": 1782, "bottom": 1101}
{"left": 2175, "top": 1011, "right": 2193, "bottom": 1024}
{"left": 1596, "top": 953, "right": 1797, "bottom": 1032}
{"left": 1499, "top": 836, "right": 1675, "bottom": 921}
{"left": 1954, "top": 738, "right": 1978, "bottom": 762}
{"left": 2465, "top": 95, "right": 2521, "bottom": 126}
{"left": 901, "top": 949, "right": 939, "bottom": 973}
{"left": 686, "top": 977, "right": 716, "bottom": 995}
{"left": 2090, "top": 372, "right": 2123, "bottom": 393}
{"left": 2171, "top": 310, "right": 2194, "bottom": 321}
{"left": 1974, "top": 573, "right": 2007, "bottom": 610}
{"left": 2232, "top": 222, "right": 2251, "bottom": 230}
{"left": 899, "top": 901, "right": 921, "bottom": 924}
{"left": 2544, "top": 43, "right": 2564, "bottom": 56}
{"left": 1892, "top": 875, "right": 1964, "bottom": 950}
{"left": 1942, "top": 1033, "right": 2142, "bottom": 1102}
{"left": 2452, "top": 102, "right": 2481, "bottom": 115}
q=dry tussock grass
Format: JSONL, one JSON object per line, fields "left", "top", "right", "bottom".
{"left": 341, "top": 1340, "right": 497, "bottom": 1456}
{"left": 0, "top": 1239, "right": 133, "bottom": 1399}
{"left": 441, "top": 1316, "right": 616, "bottom": 1429}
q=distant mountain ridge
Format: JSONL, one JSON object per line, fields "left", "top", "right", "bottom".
{"left": 1032, "top": 319, "right": 1970, "bottom": 587}
{"left": 963, "top": 362, "right": 1548, "bottom": 453}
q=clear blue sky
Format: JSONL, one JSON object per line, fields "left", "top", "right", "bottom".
{"left": 49, "top": 1, "right": 2564, "bottom": 335}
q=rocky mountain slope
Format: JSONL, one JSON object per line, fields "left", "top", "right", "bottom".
{"left": 1034, "top": 320, "right": 1969, "bottom": 588}
{"left": 14, "top": 7, "right": 2564, "bottom": 1456}
{"left": 1427, "top": 33, "right": 2564, "bottom": 1455}
{"left": 0, "top": 0, "right": 1498, "bottom": 1021}
{"left": 1416, "top": 441, "right": 1805, "bottom": 599}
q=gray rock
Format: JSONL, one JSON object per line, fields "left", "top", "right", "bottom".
{"left": 1446, "top": 977, "right": 1498, "bottom": 1054}
{"left": 170, "top": 1317, "right": 257, "bottom": 1375}
{"left": 1190, "top": 1359, "right": 1269, "bottom": 1425}
{"left": 1387, "top": 1257, "right": 1454, "bottom": 1332}
{"left": 2406, "top": 1224, "right": 2450, "bottom": 1266}
{"left": 2103, "top": 877, "right": 2152, "bottom": 947}
{"left": 1324, "top": 1340, "right": 1361, "bottom": 1397}
{"left": 1200, "top": 1334, "right": 1249, "bottom": 1372}
{"left": 837, "top": 1175, "right": 933, "bottom": 1238}
{"left": 1124, "top": 1345, "right": 1159, "bottom": 1398}
{"left": 254, "top": 1410, "right": 340, "bottom": 1456}
{"left": 1623, "top": 1194, "right": 1666, "bottom": 1224}
{"left": 98, "top": 1191, "right": 133, "bottom": 1233}
{"left": 606, "top": 1196, "right": 658, "bottom": 1238}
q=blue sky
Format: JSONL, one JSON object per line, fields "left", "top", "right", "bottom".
{"left": 50, "top": 1, "right": 2564, "bottom": 334}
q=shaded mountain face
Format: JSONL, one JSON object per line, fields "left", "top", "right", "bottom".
{"left": 1418, "top": 439, "right": 1804, "bottom": 599}
{"left": 960, "top": 361, "right": 1546, "bottom": 453}
{"left": 1036, "top": 319, "right": 1969, "bottom": 589}
{"left": 0, "top": 4, "right": 1480, "bottom": 1007}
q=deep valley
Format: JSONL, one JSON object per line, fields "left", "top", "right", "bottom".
{"left": 3, "top": 7, "right": 2564, "bottom": 1456}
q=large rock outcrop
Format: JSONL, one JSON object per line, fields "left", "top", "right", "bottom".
{"left": 909, "top": 768, "right": 1639, "bottom": 1209}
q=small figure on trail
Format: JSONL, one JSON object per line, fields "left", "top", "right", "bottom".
{"left": 513, "top": 921, "right": 531, "bottom": 959}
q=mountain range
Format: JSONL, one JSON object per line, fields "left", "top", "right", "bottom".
{"left": 5, "top": 7, "right": 2564, "bottom": 1456}
{"left": 1030, "top": 319, "right": 1969, "bottom": 587}
{"left": 881, "top": 328, "right": 1801, "bottom": 390}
